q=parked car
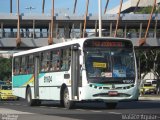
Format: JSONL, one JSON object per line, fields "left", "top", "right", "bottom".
{"left": 140, "top": 79, "right": 157, "bottom": 95}
{"left": 0, "top": 85, "right": 18, "bottom": 100}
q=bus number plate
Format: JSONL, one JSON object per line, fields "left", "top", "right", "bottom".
{"left": 108, "top": 91, "right": 118, "bottom": 96}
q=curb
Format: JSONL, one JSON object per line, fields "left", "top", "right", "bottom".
{"left": 139, "top": 96, "right": 160, "bottom": 101}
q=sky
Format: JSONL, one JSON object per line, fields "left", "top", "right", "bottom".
{"left": 0, "top": 0, "right": 128, "bottom": 15}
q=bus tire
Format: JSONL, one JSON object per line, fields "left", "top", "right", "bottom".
{"left": 63, "top": 87, "right": 74, "bottom": 109}
{"left": 105, "top": 103, "right": 117, "bottom": 109}
{"left": 26, "top": 87, "right": 35, "bottom": 106}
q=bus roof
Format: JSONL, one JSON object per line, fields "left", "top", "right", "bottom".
{"left": 13, "top": 37, "right": 132, "bottom": 57}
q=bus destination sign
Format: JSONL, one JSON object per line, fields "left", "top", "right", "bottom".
{"left": 91, "top": 41, "right": 123, "bottom": 47}
{"left": 84, "top": 39, "right": 133, "bottom": 48}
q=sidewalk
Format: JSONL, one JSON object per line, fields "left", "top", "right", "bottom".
{"left": 139, "top": 95, "right": 160, "bottom": 101}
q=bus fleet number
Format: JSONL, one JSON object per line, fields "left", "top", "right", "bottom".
{"left": 44, "top": 76, "right": 52, "bottom": 83}
{"left": 123, "top": 80, "right": 134, "bottom": 84}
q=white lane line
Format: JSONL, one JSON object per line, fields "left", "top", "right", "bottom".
{"left": 39, "top": 106, "right": 47, "bottom": 108}
{"left": 22, "top": 105, "right": 27, "bottom": 107}
{"left": 75, "top": 109, "right": 87, "bottom": 112}
{"left": 14, "top": 104, "right": 21, "bottom": 106}
{"left": 0, "top": 108, "right": 34, "bottom": 114}
{"left": 50, "top": 107, "right": 58, "bottom": 109}
{"left": 90, "top": 110, "right": 102, "bottom": 113}
{"left": 108, "top": 112, "right": 122, "bottom": 115}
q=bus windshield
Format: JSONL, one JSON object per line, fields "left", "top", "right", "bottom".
{"left": 85, "top": 48, "right": 135, "bottom": 80}
{"left": 1, "top": 85, "right": 11, "bottom": 90}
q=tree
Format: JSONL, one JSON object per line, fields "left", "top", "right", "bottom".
{"left": 136, "top": 49, "right": 160, "bottom": 79}
{"left": 135, "top": 6, "right": 160, "bottom": 14}
{"left": 0, "top": 58, "right": 12, "bottom": 81}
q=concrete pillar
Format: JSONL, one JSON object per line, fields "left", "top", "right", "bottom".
{"left": 110, "top": 22, "right": 112, "bottom": 37}
{"left": 80, "top": 23, "right": 83, "bottom": 38}
{"left": 124, "top": 24, "right": 127, "bottom": 38}
{"left": 33, "top": 20, "right": 35, "bottom": 39}
{"left": 154, "top": 20, "right": 157, "bottom": 38}
{"left": 11, "top": 28, "right": 13, "bottom": 37}
{"left": 56, "top": 23, "right": 59, "bottom": 38}
{"left": 48, "top": 22, "right": 51, "bottom": 37}
{"left": 95, "top": 21, "right": 98, "bottom": 37}
{"left": 71, "top": 24, "right": 75, "bottom": 38}
{"left": 64, "top": 24, "right": 70, "bottom": 39}
{"left": 139, "top": 23, "right": 142, "bottom": 38}
{"left": 40, "top": 28, "right": 43, "bottom": 37}
{"left": 1, "top": 23, "right": 3, "bottom": 38}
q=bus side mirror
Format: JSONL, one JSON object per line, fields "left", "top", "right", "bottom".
{"left": 81, "top": 64, "right": 85, "bottom": 71}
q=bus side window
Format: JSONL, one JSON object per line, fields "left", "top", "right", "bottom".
{"left": 14, "top": 57, "right": 21, "bottom": 75}
{"left": 61, "top": 48, "right": 71, "bottom": 71}
{"left": 21, "top": 56, "right": 28, "bottom": 74}
{"left": 41, "top": 53, "right": 45, "bottom": 72}
{"left": 28, "top": 55, "right": 34, "bottom": 74}
{"left": 24, "top": 56, "right": 29, "bottom": 74}
{"left": 41, "top": 51, "right": 51, "bottom": 72}
{"left": 51, "top": 50, "right": 60, "bottom": 71}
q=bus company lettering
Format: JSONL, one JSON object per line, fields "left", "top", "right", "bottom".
{"left": 44, "top": 76, "right": 52, "bottom": 83}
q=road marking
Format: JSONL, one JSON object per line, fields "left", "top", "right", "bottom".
{"left": 14, "top": 104, "right": 21, "bottom": 106}
{"left": 108, "top": 112, "right": 121, "bottom": 115}
{"left": 90, "top": 110, "right": 102, "bottom": 113}
{"left": 0, "top": 108, "right": 34, "bottom": 114}
{"left": 50, "top": 107, "right": 59, "bottom": 109}
{"left": 40, "top": 106, "right": 47, "bottom": 108}
{"left": 22, "top": 105, "right": 27, "bottom": 107}
{"left": 75, "top": 109, "right": 87, "bottom": 111}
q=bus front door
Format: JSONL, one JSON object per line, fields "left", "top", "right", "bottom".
{"left": 34, "top": 55, "right": 40, "bottom": 99}
{"left": 71, "top": 45, "right": 80, "bottom": 100}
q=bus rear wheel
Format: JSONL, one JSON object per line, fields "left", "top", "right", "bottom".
{"left": 63, "top": 87, "right": 74, "bottom": 109}
{"left": 105, "top": 103, "right": 117, "bottom": 109}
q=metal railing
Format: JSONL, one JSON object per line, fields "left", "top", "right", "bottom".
{"left": 0, "top": 31, "right": 159, "bottom": 39}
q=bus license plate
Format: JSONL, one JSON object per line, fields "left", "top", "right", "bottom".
{"left": 108, "top": 91, "right": 118, "bottom": 96}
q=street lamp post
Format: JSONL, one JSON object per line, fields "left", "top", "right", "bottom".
{"left": 98, "top": 0, "right": 102, "bottom": 37}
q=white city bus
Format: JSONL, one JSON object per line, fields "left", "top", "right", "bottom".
{"left": 12, "top": 37, "right": 139, "bottom": 109}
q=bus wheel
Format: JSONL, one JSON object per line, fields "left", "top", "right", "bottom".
{"left": 26, "top": 87, "right": 35, "bottom": 106}
{"left": 105, "top": 103, "right": 117, "bottom": 109}
{"left": 63, "top": 87, "right": 74, "bottom": 109}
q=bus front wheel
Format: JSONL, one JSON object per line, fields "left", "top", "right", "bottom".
{"left": 63, "top": 87, "right": 74, "bottom": 109}
{"left": 26, "top": 87, "right": 36, "bottom": 106}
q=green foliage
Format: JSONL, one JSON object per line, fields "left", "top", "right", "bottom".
{"left": 135, "top": 6, "right": 160, "bottom": 14}
{"left": 0, "top": 58, "right": 12, "bottom": 81}
{"left": 136, "top": 49, "right": 160, "bottom": 79}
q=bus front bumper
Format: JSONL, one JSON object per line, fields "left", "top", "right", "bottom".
{"left": 78, "top": 85, "right": 139, "bottom": 102}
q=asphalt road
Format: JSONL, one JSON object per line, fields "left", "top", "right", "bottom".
{"left": 0, "top": 99, "right": 160, "bottom": 120}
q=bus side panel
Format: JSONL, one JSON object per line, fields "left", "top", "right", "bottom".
{"left": 12, "top": 74, "right": 34, "bottom": 99}
{"left": 38, "top": 72, "right": 70, "bottom": 100}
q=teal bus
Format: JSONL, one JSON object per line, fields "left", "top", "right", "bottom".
{"left": 12, "top": 37, "right": 139, "bottom": 109}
